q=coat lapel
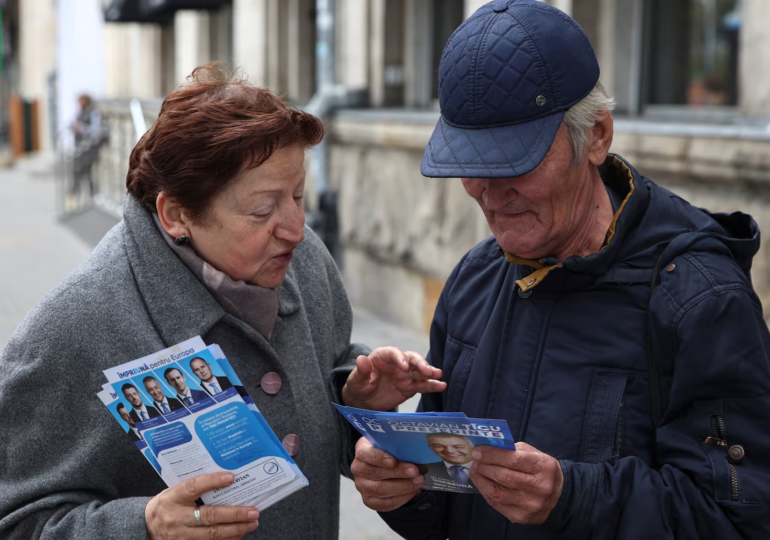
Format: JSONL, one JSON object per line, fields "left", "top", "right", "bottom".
{"left": 121, "top": 194, "right": 225, "bottom": 346}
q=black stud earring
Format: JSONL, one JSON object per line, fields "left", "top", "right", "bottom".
{"left": 174, "top": 235, "right": 190, "bottom": 246}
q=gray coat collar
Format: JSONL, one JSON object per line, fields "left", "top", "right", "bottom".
{"left": 121, "top": 194, "right": 302, "bottom": 347}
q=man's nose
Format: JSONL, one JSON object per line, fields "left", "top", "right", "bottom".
{"left": 482, "top": 180, "right": 517, "bottom": 211}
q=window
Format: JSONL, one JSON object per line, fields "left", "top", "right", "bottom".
{"left": 645, "top": 0, "right": 740, "bottom": 107}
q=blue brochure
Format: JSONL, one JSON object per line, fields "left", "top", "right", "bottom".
{"left": 334, "top": 404, "right": 515, "bottom": 494}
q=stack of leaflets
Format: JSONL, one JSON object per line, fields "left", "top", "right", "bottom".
{"left": 334, "top": 404, "right": 515, "bottom": 494}
{"left": 97, "top": 337, "right": 307, "bottom": 511}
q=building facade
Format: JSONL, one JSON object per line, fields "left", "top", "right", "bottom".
{"left": 12, "top": 0, "right": 770, "bottom": 332}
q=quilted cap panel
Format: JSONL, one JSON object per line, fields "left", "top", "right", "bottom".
{"left": 425, "top": 0, "right": 599, "bottom": 178}
{"left": 420, "top": 111, "right": 563, "bottom": 179}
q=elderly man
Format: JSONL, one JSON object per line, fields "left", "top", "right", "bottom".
{"left": 351, "top": 1, "right": 770, "bottom": 538}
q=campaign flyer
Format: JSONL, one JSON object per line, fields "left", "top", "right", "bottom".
{"left": 334, "top": 404, "right": 515, "bottom": 494}
{"left": 98, "top": 337, "right": 307, "bottom": 510}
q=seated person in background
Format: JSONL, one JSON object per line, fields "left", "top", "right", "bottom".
{"left": 117, "top": 403, "right": 143, "bottom": 442}
{"left": 143, "top": 376, "right": 184, "bottom": 415}
{"left": 122, "top": 383, "right": 160, "bottom": 422}
{"left": 190, "top": 356, "right": 232, "bottom": 396}
{"left": 163, "top": 367, "right": 210, "bottom": 405}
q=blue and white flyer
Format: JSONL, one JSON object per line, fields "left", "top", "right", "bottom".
{"left": 334, "top": 404, "right": 516, "bottom": 494}
{"left": 98, "top": 337, "right": 307, "bottom": 510}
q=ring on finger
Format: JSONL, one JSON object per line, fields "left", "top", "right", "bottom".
{"left": 194, "top": 506, "right": 203, "bottom": 527}
{"left": 409, "top": 369, "right": 414, "bottom": 380}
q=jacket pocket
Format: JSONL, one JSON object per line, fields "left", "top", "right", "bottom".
{"left": 697, "top": 396, "right": 770, "bottom": 506}
{"left": 444, "top": 336, "right": 477, "bottom": 412}
{"left": 579, "top": 373, "right": 628, "bottom": 463}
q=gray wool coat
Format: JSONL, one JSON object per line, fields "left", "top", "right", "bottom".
{"left": 0, "top": 194, "right": 369, "bottom": 539}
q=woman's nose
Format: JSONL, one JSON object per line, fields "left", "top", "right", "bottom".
{"left": 275, "top": 203, "right": 305, "bottom": 244}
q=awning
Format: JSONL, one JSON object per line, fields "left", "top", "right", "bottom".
{"left": 102, "top": 0, "right": 173, "bottom": 23}
{"left": 103, "top": 0, "right": 229, "bottom": 24}
{"left": 140, "top": 0, "right": 231, "bottom": 14}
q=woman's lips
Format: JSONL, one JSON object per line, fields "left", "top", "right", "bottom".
{"left": 273, "top": 250, "right": 294, "bottom": 265}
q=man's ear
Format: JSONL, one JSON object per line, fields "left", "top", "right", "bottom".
{"left": 156, "top": 192, "right": 190, "bottom": 238}
{"left": 587, "top": 111, "right": 614, "bottom": 167}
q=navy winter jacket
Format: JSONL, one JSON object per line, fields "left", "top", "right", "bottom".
{"left": 381, "top": 155, "right": 770, "bottom": 539}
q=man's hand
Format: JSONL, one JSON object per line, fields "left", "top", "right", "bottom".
{"left": 469, "top": 442, "right": 563, "bottom": 525}
{"left": 342, "top": 347, "right": 446, "bottom": 411}
{"left": 350, "top": 437, "right": 425, "bottom": 512}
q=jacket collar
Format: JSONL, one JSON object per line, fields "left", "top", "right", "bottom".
{"left": 122, "top": 194, "right": 225, "bottom": 346}
{"left": 122, "top": 195, "right": 306, "bottom": 347}
{"left": 504, "top": 154, "right": 650, "bottom": 292}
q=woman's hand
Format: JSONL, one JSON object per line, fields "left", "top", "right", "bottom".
{"left": 145, "top": 472, "right": 259, "bottom": 540}
{"left": 341, "top": 347, "right": 446, "bottom": 411}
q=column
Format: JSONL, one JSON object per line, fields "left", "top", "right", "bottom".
{"left": 369, "top": 0, "right": 387, "bottom": 106}
{"left": 21, "top": 0, "right": 58, "bottom": 150}
{"left": 739, "top": 0, "right": 770, "bottom": 116}
{"left": 174, "top": 11, "right": 211, "bottom": 86}
{"left": 233, "top": 0, "right": 268, "bottom": 84}
{"left": 337, "top": 0, "right": 369, "bottom": 90}
{"left": 404, "top": 0, "right": 433, "bottom": 108}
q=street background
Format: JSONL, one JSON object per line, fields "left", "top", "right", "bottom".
{"left": 2, "top": 0, "right": 770, "bottom": 538}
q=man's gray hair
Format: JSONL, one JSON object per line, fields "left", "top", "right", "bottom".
{"left": 563, "top": 80, "right": 616, "bottom": 165}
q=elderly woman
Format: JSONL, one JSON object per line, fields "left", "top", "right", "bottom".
{"left": 0, "top": 65, "right": 444, "bottom": 540}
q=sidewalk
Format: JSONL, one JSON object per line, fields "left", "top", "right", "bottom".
{"left": 0, "top": 154, "right": 91, "bottom": 345}
{"left": 0, "top": 153, "right": 426, "bottom": 539}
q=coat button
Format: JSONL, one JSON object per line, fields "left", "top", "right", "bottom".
{"left": 728, "top": 445, "right": 745, "bottom": 461}
{"left": 282, "top": 434, "right": 300, "bottom": 456}
{"left": 666, "top": 264, "right": 676, "bottom": 272}
{"left": 518, "top": 287, "right": 532, "bottom": 298}
{"left": 261, "top": 372, "right": 282, "bottom": 395}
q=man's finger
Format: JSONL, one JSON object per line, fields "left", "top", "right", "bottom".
{"left": 355, "top": 476, "right": 425, "bottom": 500}
{"left": 470, "top": 470, "right": 529, "bottom": 508}
{"left": 472, "top": 446, "right": 540, "bottom": 474}
{"left": 471, "top": 462, "right": 536, "bottom": 491}
{"left": 355, "top": 437, "right": 398, "bottom": 468}
{"left": 198, "top": 505, "right": 260, "bottom": 527}
{"left": 362, "top": 490, "right": 423, "bottom": 513}
{"left": 352, "top": 460, "right": 421, "bottom": 481}
{"left": 171, "top": 473, "right": 235, "bottom": 503}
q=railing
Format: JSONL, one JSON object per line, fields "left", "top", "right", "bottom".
{"left": 57, "top": 98, "right": 162, "bottom": 220}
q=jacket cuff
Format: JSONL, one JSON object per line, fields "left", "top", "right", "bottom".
{"left": 543, "top": 460, "right": 598, "bottom": 538}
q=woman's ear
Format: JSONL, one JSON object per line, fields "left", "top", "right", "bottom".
{"left": 156, "top": 192, "right": 190, "bottom": 239}
{"left": 587, "top": 111, "right": 614, "bottom": 167}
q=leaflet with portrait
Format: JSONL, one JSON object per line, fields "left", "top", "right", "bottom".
{"left": 334, "top": 404, "right": 515, "bottom": 494}
{"left": 97, "top": 336, "right": 307, "bottom": 511}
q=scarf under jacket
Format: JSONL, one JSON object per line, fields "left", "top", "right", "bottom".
{"left": 152, "top": 213, "right": 279, "bottom": 339}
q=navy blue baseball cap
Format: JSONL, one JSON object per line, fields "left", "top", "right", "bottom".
{"left": 421, "top": 0, "right": 600, "bottom": 178}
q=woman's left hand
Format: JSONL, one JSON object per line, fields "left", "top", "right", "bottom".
{"left": 341, "top": 347, "right": 446, "bottom": 411}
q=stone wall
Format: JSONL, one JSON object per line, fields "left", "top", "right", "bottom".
{"left": 331, "top": 110, "right": 770, "bottom": 333}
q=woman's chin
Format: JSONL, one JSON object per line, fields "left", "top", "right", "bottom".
{"left": 250, "top": 268, "right": 288, "bottom": 289}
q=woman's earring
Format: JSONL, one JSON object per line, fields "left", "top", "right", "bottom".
{"left": 174, "top": 235, "right": 190, "bottom": 246}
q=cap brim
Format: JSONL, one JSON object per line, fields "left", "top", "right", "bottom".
{"left": 420, "top": 112, "right": 564, "bottom": 178}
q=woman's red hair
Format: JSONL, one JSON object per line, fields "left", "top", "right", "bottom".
{"left": 126, "top": 63, "right": 324, "bottom": 221}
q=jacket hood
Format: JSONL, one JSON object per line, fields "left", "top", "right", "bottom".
{"left": 504, "top": 154, "right": 761, "bottom": 291}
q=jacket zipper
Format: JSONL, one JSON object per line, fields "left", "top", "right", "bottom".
{"left": 705, "top": 415, "right": 740, "bottom": 501}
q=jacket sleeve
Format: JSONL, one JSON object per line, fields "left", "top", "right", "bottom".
{"left": 0, "top": 327, "right": 157, "bottom": 539}
{"left": 319, "top": 242, "right": 372, "bottom": 478}
{"left": 377, "top": 257, "right": 469, "bottom": 540}
{"left": 547, "top": 285, "right": 770, "bottom": 539}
